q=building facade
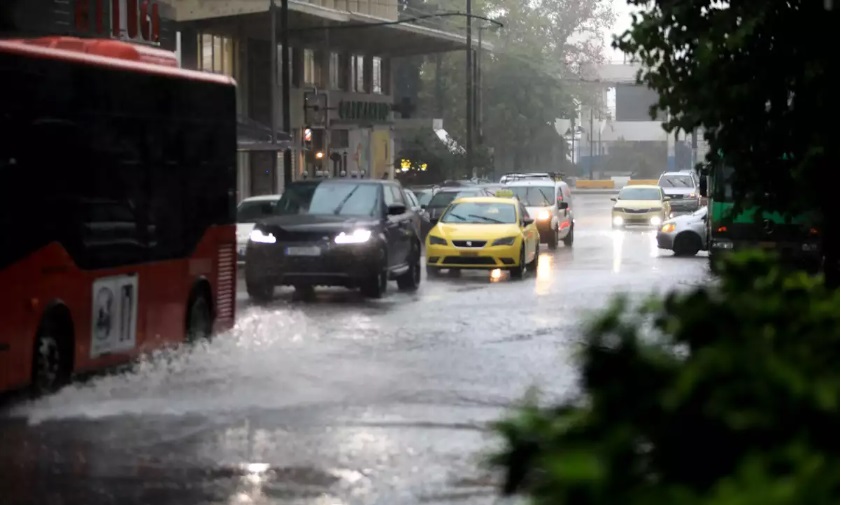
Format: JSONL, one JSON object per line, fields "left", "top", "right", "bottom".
{"left": 172, "top": 0, "right": 472, "bottom": 201}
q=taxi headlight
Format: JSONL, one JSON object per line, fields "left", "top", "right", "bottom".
{"left": 537, "top": 209, "right": 551, "bottom": 220}
{"left": 335, "top": 229, "right": 372, "bottom": 244}
{"left": 612, "top": 216, "right": 624, "bottom": 226}
{"left": 660, "top": 223, "right": 676, "bottom": 233}
{"left": 650, "top": 216, "right": 663, "bottom": 226}
{"left": 491, "top": 236, "right": 517, "bottom": 246}
{"left": 428, "top": 235, "right": 447, "bottom": 246}
{"left": 249, "top": 229, "right": 277, "bottom": 244}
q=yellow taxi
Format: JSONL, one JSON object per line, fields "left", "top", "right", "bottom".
{"left": 611, "top": 184, "right": 672, "bottom": 228}
{"left": 425, "top": 196, "right": 539, "bottom": 279}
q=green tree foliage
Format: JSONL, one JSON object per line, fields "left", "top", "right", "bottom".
{"left": 397, "top": 0, "right": 612, "bottom": 175}
{"left": 491, "top": 251, "right": 839, "bottom": 504}
{"left": 614, "top": 0, "right": 837, "bottom": 284}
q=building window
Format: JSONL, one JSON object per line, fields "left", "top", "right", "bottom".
{"left": 372, "top": 56, "right": 382, "bottom": 94}
{"left": 329, "top": 52, "right": 339, "bottom": 90}
{"left": 303, "top": 49, "right": 316, "bottom": 85}
{"left": 352, "top": 54, "right": 366, "bottom": 93}
{"left": 197, "top": 33, "right": 234, "bottom": 76}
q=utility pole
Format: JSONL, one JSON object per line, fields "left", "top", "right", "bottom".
{"left": 465, "top": 0, "right": 473, "bottom": 179}
{"left": 269, "top": 0, "right": 278, "bottom": 191}
{"left": 281, "top": 0, "right": 293, "bottom": 186}
{"left": 588, "top": 106, "right": 594, "bottom": 180}
{"left": 476, "top": 26, "right": 483, "bottom": 146}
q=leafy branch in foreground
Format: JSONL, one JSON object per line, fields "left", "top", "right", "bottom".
{"left": 491, "top": 251, "right": 839, "bottom": 505}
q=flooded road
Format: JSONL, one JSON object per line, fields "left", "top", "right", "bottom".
{"left": 0, "top": 193, "right": 710, "bottom": 505}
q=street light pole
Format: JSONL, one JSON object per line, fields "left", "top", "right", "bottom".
{"left": 589, "top": 106, "right": 594, "bottom": 180}
{"left": 281, "top": 0, "right": 293, "bottom": 187}
{"left": 465, "top": 0, "right": 473, "bottom": 180}
{"left": 269, "top": 0, "right": 278, "bottom": 191}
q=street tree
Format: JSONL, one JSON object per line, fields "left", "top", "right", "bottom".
{"left": 404, "top": 0, "right": 612, "bottom": 174}
{"left": 614, "top": 0, "right": 837, "bottom": 284}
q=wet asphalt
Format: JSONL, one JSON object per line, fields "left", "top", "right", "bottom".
{"left": 0, "top": 193, "right": 711, "bottom": 505}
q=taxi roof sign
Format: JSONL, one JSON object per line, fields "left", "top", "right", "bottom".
{"left": 495, "top": 189, "right": 515, "bottom": 198}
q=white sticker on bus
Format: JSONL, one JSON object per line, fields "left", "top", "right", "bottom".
{"left": 90, "top": 274, "right": 139, "bottom": 358}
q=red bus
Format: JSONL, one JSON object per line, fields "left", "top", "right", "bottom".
{"left": 0, "top": 37, "right": 237, "bottom": 395}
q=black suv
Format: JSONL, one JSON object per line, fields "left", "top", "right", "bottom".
{"left": 245, "top": 179, "right": 422, "bottom": 300}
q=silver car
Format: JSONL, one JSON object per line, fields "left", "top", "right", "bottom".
{"left": 657, "top": 171, "right": 701, "bottom": 216}
{"left": 656, "top": 206, "right": 708, "bottom": 256}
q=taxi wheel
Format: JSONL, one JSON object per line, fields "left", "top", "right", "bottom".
{"left": 526, "top": 242, "right": 539, "bottom": 272}
{"left": 509, "top": 246, "right": 526, "bottom": 279}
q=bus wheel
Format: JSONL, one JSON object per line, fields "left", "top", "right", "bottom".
{"left": 32, "top": 318, "right": 71, "bottom": 397}
{"left": 186, "top": 294, "right": 213, "bottom": 343}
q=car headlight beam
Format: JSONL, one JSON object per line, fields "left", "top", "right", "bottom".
{"left": 335, "top": 228, "right": 372, "bottom": 244}
{"left": 612, "top": 216, "right": 624, "bottom": 226}
{"left": 660, "top": 223, "right": 676, "bottom": 233}
{"left": 649, "top": 216, "right": 663, "bottom": 226}
{"left": 249, "top": 229, "right": 277, "bottom": 244}
{"left": 537, "top": 209, "right": 551, "bottom": 220}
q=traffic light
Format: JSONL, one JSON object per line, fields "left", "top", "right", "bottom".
{"left": 303, "top": 127, "right": 313, "bottom": 151}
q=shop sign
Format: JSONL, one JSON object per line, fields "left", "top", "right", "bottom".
{"left": 338, "top": 101, "right": 390, "bottom": 122}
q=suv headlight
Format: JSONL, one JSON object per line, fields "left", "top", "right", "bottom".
{"left": 428, "top": 235, "right": 447, "bottom": 246}
{"left": 491, "top": 236, "right": 516, "bottom": 246}
{"left": 335, "top": 229, "right": 372, "bottom": 244}
{"left": 536, "top": 209, "right": 551, "bottom": 220}
{"left": 249, "top": 229, "right": 277, "bottom": 244}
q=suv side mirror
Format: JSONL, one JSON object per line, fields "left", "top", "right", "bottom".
{"left": 558, "top": 201, "right": 569, "bottom": 210}
{"left": 387, "top": 203, "right": 406, "bottom": 216}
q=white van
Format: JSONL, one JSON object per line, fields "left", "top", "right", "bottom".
{"left": 504, "top": 180, "right": 574, "bottom": 249}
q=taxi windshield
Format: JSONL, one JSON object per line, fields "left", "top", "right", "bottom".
{"left": 441, "top": 202, "right": 517, "bottom": 224}
{"left": 618, "top": 187, "right": 662, "bottom": 200}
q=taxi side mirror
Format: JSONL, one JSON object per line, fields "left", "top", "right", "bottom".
{"left": 610, "top": 197, "right": 617, "bottom": 202}
{"left": 523, "top": 216, "right": 535, "bottom": 226}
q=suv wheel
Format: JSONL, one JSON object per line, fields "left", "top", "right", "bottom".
{"left": 548, "top": 227, "right": 559, "bottom": 250}
{"left": 563, "top": 224, "right": 574, "bottom": 246}
{"left": 397, "top": 242, "right": 421, "bottom": 291}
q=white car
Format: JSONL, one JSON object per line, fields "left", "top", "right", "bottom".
{"left": 236, "top": 194, "right": 282, "bottom": 265}
{"left": 503, "top": 180, "right": 574, "bottom": 249}
{"left": 656, "top": 206, "right": 708, "bottom": 256}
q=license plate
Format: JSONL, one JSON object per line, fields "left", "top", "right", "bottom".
{"left": 459, "top": 251, "right": 479, "bottom": 257}
{"left": 286, "top": 246, "right": 321, "bottom": 256}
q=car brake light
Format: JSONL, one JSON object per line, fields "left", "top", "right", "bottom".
{"left": 717, "top": 226, "right": 727, "bottom": 233}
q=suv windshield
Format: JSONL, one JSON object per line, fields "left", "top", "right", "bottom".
{"left": 619, "top": 187, "right": 662, "bottom": 200}
{"left": 237, "top": 199, "right": 280, "bottom": 223}
{"left": 428, "top": 190, "right": 482, "bottom": 208}
{"left": 441, "top": 202, "right": 517, "bottom": 224}
{"left": 508, "top": 186, "right": 554, "bottom": 206}
{"left": 659, "top": 175, "right": 695, "bottom": 188}
{"left": 275, "top": 182, "right": 380, "bottom": 217}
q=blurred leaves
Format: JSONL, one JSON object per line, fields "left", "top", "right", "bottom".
{"left": 612, "top": 0, "right": 837, "bottom": 281}
{"left": 490, "top": 251, "right": 839, "bottom": 504}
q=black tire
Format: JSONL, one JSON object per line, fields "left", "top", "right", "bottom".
{"left": 548, "top": 227, "right": 559, "bottom": 250}
{"left": 361, "top": 265, "right": 388, "bottom": 298}
{"left": 246, "top": 275, "right": 274, "bottom": 302}
{"left": 527, "top": 241, "right": 539, "bottom": 272}
{"left": 186, "top": 293, "right": 213, "bottom": 343}
{"left": 293, "top": 284, "right": 316, "bottom": 300}
{"left": 31, "top": 317, "right": 71, "bottom": 397}
{"left": 673, "top": 232, "right": 702, "bottom": 257}
{"left": 563, "top": 225, "right": 575, "bottom": 246}
{"left": 509, "top": 246, "right": 526, "bottom": 279}
{"left": 397, "top": 242, "right": 422, "bottom": 291}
